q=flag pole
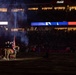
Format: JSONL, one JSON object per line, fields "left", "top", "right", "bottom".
{"left": 12, "top": 11, "right": 17, "bottom": 58}
{"left": 13, "top": 7, "right": 17, "bottom": 49}
{"left": 12, "top": 8, "right": 17, "bottom": 51}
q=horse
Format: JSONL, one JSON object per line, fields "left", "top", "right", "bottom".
{"left": 4, "top": 46, "right": 19, "bottom": 59}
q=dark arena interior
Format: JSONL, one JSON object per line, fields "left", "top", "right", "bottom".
{"left": 0, "top": 0, "right": 76, "bottom": 75}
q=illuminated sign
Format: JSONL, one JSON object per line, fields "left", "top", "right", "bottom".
{"left": 46, "top": 22, "right": 68, "bottom": 25}
{"left": 31, "top": 22, "right": 68, "bottom": 26}
{"left": 31, "top": 21, "right": 76, "bottom": 26}
{"left": 57, "top": 22, "right": 68, "bottom": 25}
{"left": 0, "top": 21, "right": 8, "bottom": 25}
{"left": 46, "top": 22, "right": 52, "bottom": 25}
{"left": 68, "top": 22, "right": 76, "bottom": 25}
{"left": 57, "top": 0, "right": 64, "bottom": 3}
{"left": 31, "top": 22, "right": 46, "bottom": 26}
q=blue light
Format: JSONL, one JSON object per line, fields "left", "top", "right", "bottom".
{"left": 58, "top": 22, "right": 68, "bottom": 25}
{"left": 31, "top": 22, "right": 68, "bottom": 26}
{"left": 51, "top": 22, "right": 68, "bottom": 25}
{"left": 31, "top": 22, "right": 46, "bottom": 26}
{"left": 51, "top": 22, "right": 57, "bottom": 25}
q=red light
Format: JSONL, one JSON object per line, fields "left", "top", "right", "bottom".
{"left": 68, "top": 22, "right": 76, "bottom": 25}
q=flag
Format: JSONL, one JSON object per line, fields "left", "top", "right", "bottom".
{"left": 12, "top": 36, "right": 16, "bottom": 50}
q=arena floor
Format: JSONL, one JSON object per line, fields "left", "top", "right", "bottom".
{"left": 0, "top": 53, "right": 76, "bottom": 75}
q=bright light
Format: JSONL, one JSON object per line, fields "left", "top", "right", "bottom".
{"left": 57, "top": 0, "right": 64, "bottom": 3}
{"left": 68, "top": 22, "right": 76, "bottom": 25}
{"left": 54, "top": 7, "right": 65, "bottom": 10}
{"left": 11, "top": 28, "right": 18, "bottom": 31}
{"left": 11, "top": 28, "right": 24, "bottom": 31}
{"left": 0, "top": 8, "right": 7, "bottom": 12}
{"left": 0, "top": 21, "right": 8, "bottom": 25}
{"left": 28, "top": 7, "right": 38, "bottom": 10}
{"left": 5, "top": 28, "right": 8, "bottom": 31}
{"left": 42, "top": 7, "right": 52, "bottom": 10}
{"left": 11, "top": 8, "right": 24, "bottom": 12}
{"left": 69, "top": 6, "right": 76, "bottom": 11}
{"left": 46, "top": 22, "right": 51, "bottom": 25}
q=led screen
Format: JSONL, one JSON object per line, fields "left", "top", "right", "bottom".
{"left": 31, "top": 22, "right": 68, "bottom": 26}
{"left": 31, "top": 22, "right": 46, "bottom": 26}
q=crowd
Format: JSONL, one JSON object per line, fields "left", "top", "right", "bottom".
{"left": 27, "top": 29, "right": 76, "bottom": 53}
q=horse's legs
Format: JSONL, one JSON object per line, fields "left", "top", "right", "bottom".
{"left": 14, "top": 51, "right": 17, "bottom": 58}
{"left": 6, "top": 50, "right": 10, "bottom": 59}
{"left": 5, "top": 50, "right": 7, "bottom": 58}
